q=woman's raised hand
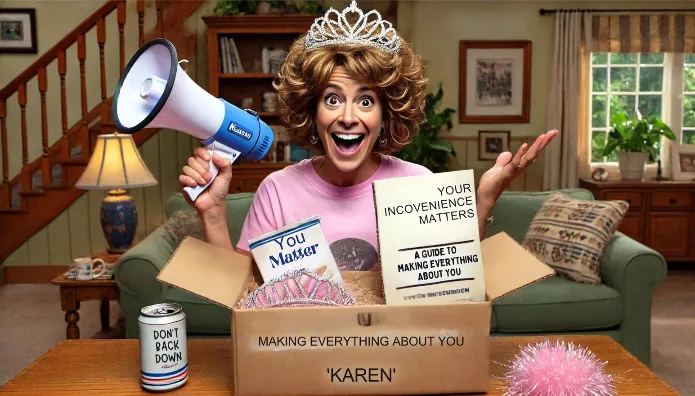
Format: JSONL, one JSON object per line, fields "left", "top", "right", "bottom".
{"left": 178, "top": 147, "right": 233, "bottom": 214}
{"left": 477, "top": 129, "right": 559, "bottom": 211}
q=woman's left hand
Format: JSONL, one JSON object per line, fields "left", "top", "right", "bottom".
{"left": 477, "top": 129, "right": 559, "bottom": 213}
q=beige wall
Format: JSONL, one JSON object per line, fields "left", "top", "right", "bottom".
{"left": 397, "top": 0, "right": 695, "bottom": 187}
{"left": 3, "top": 0, "right": 694, "bottom": 267}
{"left": 0, "top": 0, "right": 159, "bottom": 178}
{"left": 0, "top": 1, "right": 103, "bottom": 87}
{"left": 0, "top": 0, "right": 198, "bottom": 268}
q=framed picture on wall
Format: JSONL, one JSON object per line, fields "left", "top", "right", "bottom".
{"left": 0, "top": 8, "right": 37, "bottom": 54}
{"left": 459, "top": 40, "right": 531, "bottom": 124}
{"left": 670, "top": 144, "right": 695, "bottom": 181}
{"left": 478, "top": 130, "right": 510, "bottom": 161}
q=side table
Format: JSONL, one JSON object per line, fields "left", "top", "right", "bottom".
{"left": 51, "top": 275, "right": 120, "bottom": 339}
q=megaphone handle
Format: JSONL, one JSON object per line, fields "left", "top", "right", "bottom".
{"left": 183, "top": 142, "right": 241, "bottom": 202}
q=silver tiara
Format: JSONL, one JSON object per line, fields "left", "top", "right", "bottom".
{"left": 304, "top": 1, "right": 401, "bottom": 55}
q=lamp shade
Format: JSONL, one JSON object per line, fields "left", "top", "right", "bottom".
{"left": 76, "top": 133, "right": 158, "bottom": 189}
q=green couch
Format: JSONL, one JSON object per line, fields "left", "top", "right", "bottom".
{"left": 115, "top": 188, "right": 668, "bottom": 366}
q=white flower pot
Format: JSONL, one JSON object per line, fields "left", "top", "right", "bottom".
{"left": 618, "top": 151, "right": 649, "bottom": 180}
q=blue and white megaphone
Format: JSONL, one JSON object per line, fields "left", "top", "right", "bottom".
{"left": 112, "top": 38, "right": 274, "bottom": 201}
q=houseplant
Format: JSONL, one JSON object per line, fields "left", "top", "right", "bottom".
{"left": 394, "top": 85, "right": 456, "bottom": 173}
{"left": 213, "top": 0, "right": 326, "bottom": 15}
{"left": 602, "top": 111, "right": 675, "bottom": 180}
{"left": 213, "top": 0, "right": 258, "bottom": 16}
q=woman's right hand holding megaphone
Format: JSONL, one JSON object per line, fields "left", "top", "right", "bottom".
{"left": 179, "top": 147, "right": 233, "bottom": 215}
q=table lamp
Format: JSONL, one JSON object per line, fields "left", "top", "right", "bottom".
{"left": 76, "top": 133, "right": 157, "bottom": 254}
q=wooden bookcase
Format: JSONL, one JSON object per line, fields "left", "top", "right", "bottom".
{"left": 202, "top": 14, "right": 319, "bottom": 193}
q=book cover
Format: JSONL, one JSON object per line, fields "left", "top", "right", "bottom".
{"left": 247, "top": 215, "right": 343, "bottom": 285}
{"left": 372, "top": 170, "right": 486, "bottom": 305}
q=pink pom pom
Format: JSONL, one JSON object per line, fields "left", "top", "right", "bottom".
{"left": 503, "top": 339, "right": 615, "bottom": 396}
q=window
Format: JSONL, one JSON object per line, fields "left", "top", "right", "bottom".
{"left": 682, "top": 54, "right": 695, "bottom": 144}
{"left": 589, "top": 53, "right": 695, "bottom": 164}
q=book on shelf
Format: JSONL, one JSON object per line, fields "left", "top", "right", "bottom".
{"left": 219, "top": 36, "right": 244, "bottom": 74}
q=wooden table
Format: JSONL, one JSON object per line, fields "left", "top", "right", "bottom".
{"left": 51, "top": 274, "right": 120, "bottom": 340}
{"left": 0, "top": 336, "right": 677, "bottom": 395}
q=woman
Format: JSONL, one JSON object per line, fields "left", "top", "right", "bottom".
{"left": 179, "top": 1, "right": 557, "bottom": 272}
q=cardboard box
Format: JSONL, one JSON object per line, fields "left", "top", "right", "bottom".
{"left": 157, "top": 232, "right": 554, "bottom": 396}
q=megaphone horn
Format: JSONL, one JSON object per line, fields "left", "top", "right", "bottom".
{"left": 112, "top": 38, "right": 274, "bottom": 201}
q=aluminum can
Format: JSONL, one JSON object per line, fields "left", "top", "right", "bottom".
{"left": 138, "top": 303, "right": 188, "bottom": 392}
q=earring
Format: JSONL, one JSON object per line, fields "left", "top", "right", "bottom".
{"left": 379, "top": 127, "right": 387, "bottom": 147}
{"left": 310, "top": 125, "right": 319, "bottom": 145}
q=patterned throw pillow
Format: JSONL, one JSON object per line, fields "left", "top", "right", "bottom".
{"left": 521, "top": 192, "right": 629, "bottom": 284}
{"left": 162, "top": 209, "right": 205, "bottom": 247}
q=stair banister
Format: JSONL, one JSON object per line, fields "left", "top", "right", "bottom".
{"left": 0, "top": 0, "right": 207, "bottom": 266}
{"left": 0, "top": 0, "right": 142, "bottom": 206}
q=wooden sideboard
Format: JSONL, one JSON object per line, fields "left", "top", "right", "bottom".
{"left": 227, "top": 162, "right": 294, "bottom": 194}
{"left": 580, "top": 178, "right": 695, "bottom": 262}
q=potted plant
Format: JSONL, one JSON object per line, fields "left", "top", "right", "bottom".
{"left": 213, "top": 0, "right": 326, "bottom": 15}
{"left": 394, "top": 85, "right": 456, "bottom": 173}
{"left": 213, "top": 0, "right": 258, "bottom": 16}
{"left": 602, "top": 111, "right": 676, "bottom": 180}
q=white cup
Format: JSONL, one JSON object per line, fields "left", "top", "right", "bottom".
{"left": 74, "top": 257, "right": 106, "bottom": 280}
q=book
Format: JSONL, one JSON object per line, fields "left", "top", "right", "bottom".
{"left": 372, "top": 170, "right": 486, "bottom": 305}
{"left": 219, "top": 37, "right": 228, "bottom": 73}
{"left": 228, "top": 37, "right": 244, "bottom": 73}
{"left": 221, "top": 36, "right": 233, "bottom": 73}
{"left": 247, "top": 215, "right": 344, "bottom": 285}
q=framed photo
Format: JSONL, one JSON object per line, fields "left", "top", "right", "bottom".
{"left": 478, "top": 130, "right": 510, "bottom": 161}
{"left": 0, "top": 9, "right": 37, "bottom": 54}
{"left": 459, "top": 40, "right": 531, "bottom": 124}
{"left": 670, "top": 144, "right": 695, "bottom": 181}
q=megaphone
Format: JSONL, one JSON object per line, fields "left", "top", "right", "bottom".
{"left": 112, "top": 38, "right": 274, "bottom": 201}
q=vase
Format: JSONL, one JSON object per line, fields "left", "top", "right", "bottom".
{"left": 256, "top": 2, "right": 271, "bottom": 14}
{"left": 100, "top": 189, "right": 138, "bottom": 254}
{"left": 618, "top": 151, "right": 649, "bottom": 180}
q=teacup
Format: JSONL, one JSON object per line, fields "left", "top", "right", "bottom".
{"left": 74, "top": 257, "right": 106, "bottom": 280}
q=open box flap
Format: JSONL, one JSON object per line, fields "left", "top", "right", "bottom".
{"left": 481, "top": 232, "right": 556, "bottom": 301}
{"left": 157, "top": 232, "right": 554, "bottom": 308}
{"left": 156, "top": 236, "right": 253, "bottom": 310}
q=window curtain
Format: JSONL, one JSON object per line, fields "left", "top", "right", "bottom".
{"left": 543, "top": 11, "right": 592, "bottom": 190}
{"left": 589, "top": 14, "right": 695, "bottom": 178}
{"left": 591, "top": 15, "right": 695, "bottom": 53}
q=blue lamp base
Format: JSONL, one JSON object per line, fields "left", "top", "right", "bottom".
{"left": 100, "top": 189, "right": 138, "bottom": 254}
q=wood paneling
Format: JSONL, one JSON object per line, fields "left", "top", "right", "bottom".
{"left": 47, "top": 211, "right": 72, "bottom": 265}
{"left": 68, "top": 194, "right": 93, "bottom": 259}
{"left": 88, "top": 190, "right": 107, "bottom": 253}
{"left": 3, "top": 265, "right": 70, "bottom": 284}
{"left": 142, "top": 134, "right": 164, "bottom": 234}
{"left": 158, "top": 131, "right": 182, "bottom": 215}
{"left": 27, "top": 228, "right": 50, "bottom": 266}
{"left": 1, "top": 129, "right": 190, "bottom": 270}
{"left": 0, "top": 0, "right": 207, "bottom": 272}
{"left": 130, "top": 175, "right": 147, "bottom": 245}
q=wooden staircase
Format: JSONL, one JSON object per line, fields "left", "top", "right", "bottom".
{"left": 0, "top": 0, "right": 206, "bottom": 265}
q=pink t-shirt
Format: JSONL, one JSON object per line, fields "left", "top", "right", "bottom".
{"left": 236, "top": 155, "right": 432, "bottom": 271}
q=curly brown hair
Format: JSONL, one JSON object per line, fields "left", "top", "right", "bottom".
{"left": 272, "top": 35, "right": 429, "bottom": 155}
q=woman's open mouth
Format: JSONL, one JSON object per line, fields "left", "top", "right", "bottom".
{"left": 331, "top": 133, "right": 366, "bottom": 157}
